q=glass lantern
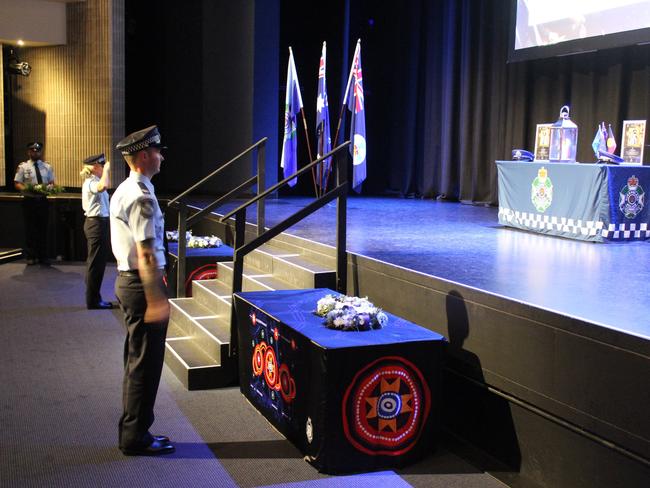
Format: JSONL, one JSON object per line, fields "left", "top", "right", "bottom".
{"left": 549, "top": 105, "right": 578, "bottom": 163}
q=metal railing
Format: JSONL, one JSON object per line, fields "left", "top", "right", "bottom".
{"left": 167, "top": 137, "right": 267, "bottom": 297}
{"left": 220, "top": 140, "right": 351, "bottom": 356}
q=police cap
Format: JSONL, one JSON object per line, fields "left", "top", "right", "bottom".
{"left": 27, "top": 142, "right": 43, "bottom": 151}
{"left": 598, "top": 149, "right": 623, "bottom": 164}
{"left": 116, "top": 125, "right": 166, "bottom": 155}
{"left": 512, "top": 149, "right": 534, "bottom": 161}
{"left": 83, "top": 153, "right": 106, "bottom": 165}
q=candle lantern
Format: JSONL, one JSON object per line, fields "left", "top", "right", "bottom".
{"left": 549, "top": 105, "right": 578, "bottom": 163}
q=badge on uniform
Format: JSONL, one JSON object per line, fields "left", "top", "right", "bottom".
{"left": 137, "top": 182, "right": 151, "bottom": 195}
{"left": 139, "top": 198, "right": 154, "bottom": 218}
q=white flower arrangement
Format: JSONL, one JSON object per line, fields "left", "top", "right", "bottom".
{"left": 315, "top": 294, "right": 388, "bottom": 331}
{"left": 165, "top": 230, "right": 223, "bottom": 248}
{"left": 22, "top": 183, "right": 65, "bottom": 196}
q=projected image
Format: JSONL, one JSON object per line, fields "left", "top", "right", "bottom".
{"left": 515, "top": 0, "right": 650, "bottom": 50}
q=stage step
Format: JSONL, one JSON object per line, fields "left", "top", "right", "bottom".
{"left": 165, "top": 337, "right": 235, "bottom": 390}
{"left": 0, "top": 248, "right": 23, "bottom": 265}
{"left": 165, "top": 237, "right": 336, "bottom": 390}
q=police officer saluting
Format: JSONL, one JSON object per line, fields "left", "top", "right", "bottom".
{"left": 81, "top": 153, "right": 113, "bottom": 309}
{"left": 110, "top": 126, "right": 173, "bottom": 456}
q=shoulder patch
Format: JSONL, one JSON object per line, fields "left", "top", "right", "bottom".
{"left": 137, "top": 182, "right": 151, "bottom": 195}
{"left": 137, "top": 197, "right": 154, "bottom": 218}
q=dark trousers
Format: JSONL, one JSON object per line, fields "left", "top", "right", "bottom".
{"left": 22, "top": 196, "right": 49, "bottom": 260}
{"left": 84, "top": 217, "right": 110, "bottom": 307}
{"left": 115, "top": 274, "right": 169, "bottom": 450}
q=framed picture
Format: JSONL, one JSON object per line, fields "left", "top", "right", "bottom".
{"left": 621, "top": 120, "right": 646, "bottom": 165}
{"left": 534, "top": 123, "right": 552, "bottom": 161}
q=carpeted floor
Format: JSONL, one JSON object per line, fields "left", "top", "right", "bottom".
{"left": 0, "top": 261, "right": 506, "bottom": 488}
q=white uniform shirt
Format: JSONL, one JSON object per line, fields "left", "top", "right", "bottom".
{"left": 82, "top": 176, "right": 110, "bottom": 217}
{"left": 14, "top": 159, "right": 55, "bottom": 185}
{"left": 110, "top": 171, "right": 165, "bottom": 271}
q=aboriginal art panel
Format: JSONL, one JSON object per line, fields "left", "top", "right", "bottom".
{"left": 233, "top": 289, "right": 445, "bottom": 474}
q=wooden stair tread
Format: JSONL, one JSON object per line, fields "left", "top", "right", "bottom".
{"left": 166, "top": 337, "right": 220, "bottom": 368}
{"left": 170, "top": 297, "right": 217, "bottom": 318}
{"left": 195, "top": 316, "right": 231, "bottom": 344}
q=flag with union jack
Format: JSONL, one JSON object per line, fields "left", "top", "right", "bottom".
{"left": 346, "top": 41, "right": 366, "bottom": 193}
{"left": 280, "top": 48, "right": 303, "bottom": 187}
{"left": 316, "top": 42, "right": 331, "bottom": 189}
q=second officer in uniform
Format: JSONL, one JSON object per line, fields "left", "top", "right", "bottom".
{"left": 110, "top": 125, "right": 173, "bottom": 456}
{"left": 81, "top": 153, "right": 113, "bottom": 309}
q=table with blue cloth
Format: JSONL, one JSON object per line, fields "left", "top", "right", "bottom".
{"left": 496, "top": 161, "right": 650, "bottom": 242}
{"left": 233, "top": 288, "right": 446, "bottom": 474}
{"left": 166, "top": 241, "right": 233, "bottom": 297}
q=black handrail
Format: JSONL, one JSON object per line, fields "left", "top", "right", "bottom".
{"left": 224, "top": 140, "right": 351, "bottom": 358}
{"left": 168, "top": 137, "right": 267, "bottom": 297}
{"left": 220, "top": 141, "right": 350, "bottom": 222}
{"left": 167, "top": 137, "right": 267, "bottom": 207}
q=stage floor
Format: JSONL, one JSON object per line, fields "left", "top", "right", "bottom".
{"left": 194, "top": 196, "right": 650, "bottom": 341}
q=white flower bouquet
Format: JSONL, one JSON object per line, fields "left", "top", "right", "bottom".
{"left": 165, "top": 230, "right": 223, "bottom": 248}
{"left": 22, "top": 183, "right": 65, "bottom": 196}
{"left": 315, "top": 294, "right": 388, "bottom": 331}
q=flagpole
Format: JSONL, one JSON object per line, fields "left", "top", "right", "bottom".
{"left": 300, "top": 106, "right": 319, "bottom": 197}
{"left": 325, "top": 39, "right": 360, "bottom": 193}
{"left": 288, "top": 47, "right": 318, "bottom": 196}
{"left": 316, "top": 42, "right": 325, "bottom": 198}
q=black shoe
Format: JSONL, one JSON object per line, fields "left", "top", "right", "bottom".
{"left": 152, "top": 434, "right": 170, "bottom": 443}
{"left": 121, "top": 439, "right": 175, "bottom": 456}
{"left": 39, "top": 258, "right": 51, "bottom": 266}
{"left": 87, "top": 301, "right": 113, "bottom": 310}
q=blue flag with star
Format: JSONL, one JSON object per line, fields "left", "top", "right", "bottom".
{"left": 316, "top": 42, "right": 332, "bottom": 189}
{"left": 280, "top": 48, "right": 303, "bottom": 187}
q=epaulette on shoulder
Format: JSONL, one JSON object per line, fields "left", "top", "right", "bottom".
{"left": 137, "top": 181, "right": 151, "bottom": 195}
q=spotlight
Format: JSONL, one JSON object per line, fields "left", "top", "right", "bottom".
{"left": 8, "top": 61, "right": 31, "bottom": 76}
{"left": 5, "top": 47, "right": 32, "bottom": 77}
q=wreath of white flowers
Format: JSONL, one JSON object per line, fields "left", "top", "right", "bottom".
{"left": 165, "top": 230, "right": 223, "bottom": 248}
{"left": 315, "top": 294, "right": 388, "bottom": 331}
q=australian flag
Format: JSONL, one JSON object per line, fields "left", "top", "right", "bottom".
{"left": 316, "top": 42, "right": 332, "bottom": 189}
{"left": 280, "top": 48, "right": 303, "bottom": 187}
{"left": 347, "top": 42, "right": 366, "bottom": 193}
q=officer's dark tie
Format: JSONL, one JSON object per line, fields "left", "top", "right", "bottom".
{"left": 34, "top": 161, "right": 43, "bottom": 184}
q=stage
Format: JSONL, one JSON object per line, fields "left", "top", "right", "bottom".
{"left": 179, "top": 194, "right": 650, "bottom": 487}
{"left": 191, "top": 195, "right": 650, "bottom": 340}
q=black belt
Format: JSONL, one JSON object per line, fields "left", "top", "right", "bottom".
{"left": 118, "top": 270, "right": 139, "bottom": 278}
{"left": 86, "top": 216, "right": 109, "bottom": 220}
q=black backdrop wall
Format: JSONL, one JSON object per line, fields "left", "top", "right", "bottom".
{"left": 126, "top": 0, "right": 650, "bottom": 204}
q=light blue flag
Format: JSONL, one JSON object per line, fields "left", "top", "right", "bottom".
{"left": 280, "top": 48, "right": 303, "bottom": 187}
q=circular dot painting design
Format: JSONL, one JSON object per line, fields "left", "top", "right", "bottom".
{"left": 342, "top": 356, "right": 431, "bottom": 456}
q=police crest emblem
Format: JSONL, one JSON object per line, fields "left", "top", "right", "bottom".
{"left": 531, "top": 166, "right": 553, "bottom": 213}
{"left": 619, "top": 175, "right": 645, "bottom": 219}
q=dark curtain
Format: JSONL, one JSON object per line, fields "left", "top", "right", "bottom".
{"left": 358, "top": 0, "right": 650, "bottom": 204}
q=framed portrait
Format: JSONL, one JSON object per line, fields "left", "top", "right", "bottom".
{"left": 534, "top": 123, "right": 552, "bottom": 161}
{"left": 621, "top": 120, "right": 646, "bottom": 165}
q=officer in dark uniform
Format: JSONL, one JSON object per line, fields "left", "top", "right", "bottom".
{"left": 14, "top": 142, "right": 55, "bottom": 265}
{"left": 110, "top": 126, "right": 173, "bottom": 456}
{"left": 81, "top": 153, "right": 113, "bottom": 309}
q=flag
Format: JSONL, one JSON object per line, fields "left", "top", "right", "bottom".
{"left": 316, "top": 42, "right": 331, "bottom": 188}
{"left": 346, "top": 41, "right": 366, "bottom": 193}
{"left": 607, "top": 124, "right": 617, "bottom": 154}
{"left": 592, "top": 122, "right": 607, "bottom": 158}
{"left": 280, "top": 48, "right": 303, "bottom": 187}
